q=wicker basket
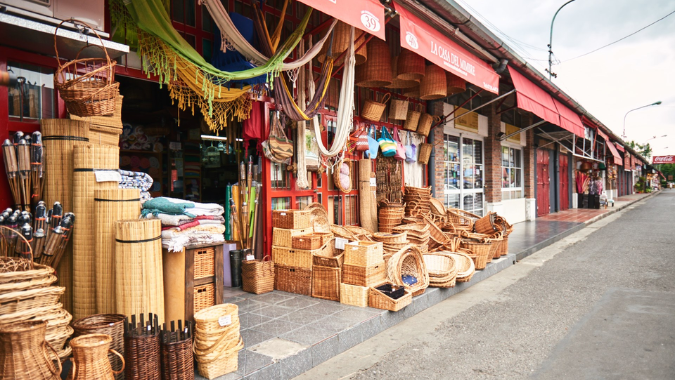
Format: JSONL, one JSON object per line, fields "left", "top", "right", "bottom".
{"left": 311, "top": 265, "right": 341, "bottom": 301}
{"left": 69, "top": 334, "right": 125, "bottom": 380}
{"left": 474, "top": 212, "right": 498, "bottom": 235}
{"left": 386, "top": 56, "right": 419, "bottom": 89}
{"left": 0, "top": 286, "right": 64, "bottom": 315}
{"left": 272, "top": 209, "right": 311, "bottom": 229}
{"left": 193, "top": 305, "right": 242, "bottom": 380}
{"left": 292, "top": 234, "right": 323, "bottom": 250}
{"left": 273, "top": 239, "right": 333, "bottom": 269}
{"left": 72, "top": 314, "right": 126, "bottom": 380}
{"left": 403, "top": 104, "right": 422, "bottom": 132}
{"left": 423, "top": 253, "right": 458, "bottom": 288}
{"left": 339, "top": 283, "right": 369, "bottom": 307}
{"left": 389, "top": 97, "right": 409, "bottom": 121}
{"left": 417, "top": 113, "right": 439, "bottom": 137}
{"left": 397, "top": 49, "right": 425, "bottom": 81}
{"left": 403, "top": 85, "right": 420, "bottom": 98}
{"left": 355, "top": 39, "right": 392, "bottom": 88}
{"left": 372, "top": 232, "right": 408, "bottom": 244}
{"left": 332, "top": 157, "right": 352, "bottom": 193}
{"left": 344, "top": 241, "right": 384, "bottom": 267}
{"left": 124, "top": 315, "right": 161, "bottom": 380}
{"left": 274, "top": 265, "right": 312, "bottom": 296}
{"left": 342, "top": 262, "right": 386, "bottom": 287}
{"left": 449, "top": 252, "right": 475, "bottom": 282}
{"left": 418, "top": 143, "right": 432, "bottom": 165}
{"left": 420, "top": 64, "right": 447, "bottom": 100}
{"left": 54, "top": 20, "right": 119, "bottom": 117}
{"left": 272, "top": 227, "right": 312, "bottom": 248}
{"left": 241, "top": 256, "right": 274, "bottom": 295}
{"left": 160, "top": 325, "right": 193, "bottom": 380}
{"left": 362, "top": 93, "right": 391, "bottom": 122}
{"left": 317, "top": 21, "right": 367, "bottom": 66}
{"left": 447, "top": 72, "right": 466, "bottom": 96}
{"left": 312, "top": 240, "right": 343, "bottom": 268}
{"left": 461, "top": 239, "right": 491, "bottom": 270}
{"left": 386, "top": 245, "right": 429, "bottom": 296}
{"left": 368, "top": 284, "right": 412, "bottom": 311}
{"left": 194, "top": 283, "right": 216, "bottom": 315}
{"left": 0, "top": 321, "right": 62, "bottom": 380}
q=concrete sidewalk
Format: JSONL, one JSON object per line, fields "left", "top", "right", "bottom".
{"left": 207, "top": 191, "right": 659, "bottom": 380}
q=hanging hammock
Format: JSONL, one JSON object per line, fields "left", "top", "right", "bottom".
{"left": 251, "top": 3, "right": 334, "bottom": 121}
{"left": 201, "top": 0, "right": 338, "bottom": 71}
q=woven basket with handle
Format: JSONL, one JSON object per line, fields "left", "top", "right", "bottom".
{"left": 362, "top": 93, "right": 390, "bottom": 122}
{"left": 389, "top": 97, "right": 409, "bottom": 121}
{"left": 403, "top": 103, "right": 422, "bottom": 132}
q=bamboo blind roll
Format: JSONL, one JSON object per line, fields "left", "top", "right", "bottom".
{"left": 114, "top": 219, "right": 164, "bottom": 324}
{"left": 94, "top": 188, "right": 141, "bottom": 314}
{"left": 41, "top": 118, "right": 90, "bottom": 314}
{"left": 359, "top": 159, "right": 376, "bottom": 232}
{"left": 72, "top": 144, "right": 120, "bottom": 320}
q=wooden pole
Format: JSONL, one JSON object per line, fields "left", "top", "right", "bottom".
{"left": 358, "top": 159, "right": 376, "bottom": 232}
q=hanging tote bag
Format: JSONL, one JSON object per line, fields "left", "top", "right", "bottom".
{"left": 405, "top": 131, "right": 417, "bottom": 163}
{"left": 367, "top": 126, "right": 379, "bottom": 159}
{"left": 268, "top": 115, "right": 294, "bottom": 160}
{"left": 393, "top": 128, "right": 406, "bottom": 161}
{"left": 354, "top": 126, "right": 370, "bottom": 152}
{"left": 378, "top": 127, "right": 397, "bottom": 157}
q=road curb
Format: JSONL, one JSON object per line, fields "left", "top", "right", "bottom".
{"left": 584, "top": 191, "right": 660, "bottom": 225}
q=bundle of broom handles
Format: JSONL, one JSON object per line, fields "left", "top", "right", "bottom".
{"left": 229, "top": 156, "right": 262, "bottom": 253}
{"left": 2, "top": 131, "right": 44, "bottom": 212}
{"left": 0, "top": 201, "right": 74, "bottom": 268}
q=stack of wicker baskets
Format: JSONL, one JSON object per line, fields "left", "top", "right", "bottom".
{"left": 386, "top": 245, "right": 429, "bottom": 296}
{"left": 393, "top": 223, "right": 430, "bottom": 253}
{"left": 0, "top": 255, "right": 73, "bottom": 362}
{"left": 271, "top": 209, "right": 315, "bottom": 295}
{"left": 403, "top": 187, "right": 431, "bottom": 217}
{"left": 423, "top": 252, "right": 458, "bottom": 288}
{"left": 372, "top": 232, "right": 408, "bottom": 259}
{"left": 377, "top": 201, "right": 405, "bottom": 233}
{"left": 311, "top": 239, "right": 344, "bottom": 302}
{"left": 193, "top": 304, "right": 243, "bottom": 379}
{"left": 340, "top": 241, "right": 385, "bottom": 307}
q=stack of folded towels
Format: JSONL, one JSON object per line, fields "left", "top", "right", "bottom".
{"left": 142, "top": 197, "right": 225, "bottom": 252}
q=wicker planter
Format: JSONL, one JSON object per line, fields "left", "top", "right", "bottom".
{"left": 420, "top": 64, "right": 447, "bottom": 100}
{"left": 355, "top": 39, "right": 392, "bottom": 88}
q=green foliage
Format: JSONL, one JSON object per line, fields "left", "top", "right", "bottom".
{"left": 656, "top": 163, "right": 675, "bottom": 181}
{"left": 627, "top": 141, "right": 652, "bottom": 159}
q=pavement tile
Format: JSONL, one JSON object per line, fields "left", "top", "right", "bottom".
{"left": 236, "top": 349, "right": 274, "bottom": 376}
{"left": 306, "top": 315, "right": 357, "bottom": 333}
{"left": 250, "top": 319, "right": 303, "bottom": 337}
{"left": 241, "top": 329, "right": 275, "bottom": 348}
{"left": 302, "top": 300, "right": 348, "bottom": 315}
{"left": 337, "top": 323, "right": 363, "bottom": 352}
{"left": 233, "top": 299, "right": 267, "bottom": 314}
{"left": 274, "top": 309, "right": 327, "bottom": 325}
{"left": 239, "top": 313, "right": 273, "bottom": 330}
{"left": 244, "top": 363, "right": 279, "bottom": 380}
{"left": 278, "top": 345, "right": 313, "bottom": 379}
{"left": 253, "top": 292, "right": 296, "bottom": 305}
{"left": 311, "top": 335, "right": 339, "bottom": 367}
{"left": 331, "top": 308, "right": 381, "bottom": 324}
{"left": 276, "top": 296, "right": 320, "bottom": 309}
{"left": 279, "top": 324, "right": 337, "bottom": 346}
{"left": 251, "top": 304, "right": 294, "bottom": 319}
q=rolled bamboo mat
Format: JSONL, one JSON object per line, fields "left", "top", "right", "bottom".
{"left": 114, "top": 219, "right": 165, "bottom": 324}
{"left": 72, "top": 144, "right": 120, "bottom": 319}
{"left": 359, "top": 159, "right": 376, "bottom": 232}
{"left": 41, "top": 118, "right": 89, "bottom": 314}
{"left": 94, "top": 188, "right": 141, "bottom": 314}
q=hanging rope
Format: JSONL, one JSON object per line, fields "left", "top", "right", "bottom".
{"left": 295, "top": 39, "right": 310, "bottom": 190}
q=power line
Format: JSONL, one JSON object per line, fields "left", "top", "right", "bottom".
{"left": 561, "top": 8, "right": 675, "bottom": 63}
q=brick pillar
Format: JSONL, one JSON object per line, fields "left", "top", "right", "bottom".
{"left": 484, "top": 99, "right": 502, "bottom": 205}
{"left": 427, "top": 101, "right": 445, "bottom": 202}
{"left": 523, "top": 113, "right": 535, "bottom": 198}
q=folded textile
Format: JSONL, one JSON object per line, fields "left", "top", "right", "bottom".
{"left": 161, "top": 219, "right": 224, "bottom": 231}
{"left": 163, "top": 234, "right": 225, "bottom": 252}
{"left": 164, "top": 197, "right": 225, "bottom": 216}
{"left": 161, "top": 224, "right": 226, "bottom": 239}
{"left": 142, "top": 197, "right": 225, "bottom": 218}
{"left": 146, "top": 213, "right": 225, "bottom": 227}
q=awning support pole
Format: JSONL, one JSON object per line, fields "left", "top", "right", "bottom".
{"left": 443, "top": 89, "right": 516, "bottom": 126}
{"left": 498, "top": 119, "right": 545, "bottom": 141}
{"left": 430, "top": 89, "right": 484, "bottom": 131}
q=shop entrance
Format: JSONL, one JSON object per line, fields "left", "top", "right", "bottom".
{"left": 536, "top": 149, "right": 550, "bottom": 217}
{"left": 442, "top": 135, "right": 485, "bottom": 217}
{"left": 559, "top": 154, "right": 569, "bottom": 210}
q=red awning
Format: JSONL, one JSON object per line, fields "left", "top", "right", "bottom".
{"left": 615, "top": 143, "right": 625, "bottom": 152}
{"left": 395, "top": 3, "right": 499, "bottom": 94}
{"left": 598, "top": 129, "right": 622, "bottom": 163}
{"left": 297, "top": 0, "right": 386, "bottom": 40}
{"left": 508, "top": 67, "right": 584, "bottom": 138}
{"left": 553, "top": 99, "right": 585, "bottom": 137}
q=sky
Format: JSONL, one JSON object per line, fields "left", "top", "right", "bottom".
{"left": 454, "top": 0, "right": 675, "bottom": 158}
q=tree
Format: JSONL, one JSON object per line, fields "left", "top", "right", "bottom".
{"left": 656, "top": 163, "right": 675, "bottom": 182}
{"left": 628, "top": 141, "right": 652, "bottom": 159}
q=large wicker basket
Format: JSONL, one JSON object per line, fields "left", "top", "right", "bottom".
{"left": 397, "top": 49, "right": 425, "bottom": 81}
{"left": 362, "top": 93, "right": 390, "bottom": 122}
{"left": 355, "top": 39, "right": 392, "bottom": 88}
{"left": 418, "top": 143, "right": 432, "bottom": 165}
{"left": 403, "top": 104, "right": 422, "bottom": 132}
{"left": 72, "top": 314, "right": 126, "bottom": 380}
{"left": 420, "top": 64, "right": 447, "bottom": 100}
{"left": 54, "top": 20, "right": 119, "bottom": 117}
{"left": 389, "top": 97, "right": 409, "bottom": 121}
{"left": 241, "top": 256, "right": 274, "bottom": 295}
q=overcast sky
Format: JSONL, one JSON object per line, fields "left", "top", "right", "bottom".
{"left": 455, "top": 0, "right": 675, "bottom": 158}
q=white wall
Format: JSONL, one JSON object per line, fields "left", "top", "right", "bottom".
{"left": 501, "top": 198, "right": 527, "bottom": 224}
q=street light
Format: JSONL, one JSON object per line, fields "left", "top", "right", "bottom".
{"left": 643, "top": 134, "right": 667, "bottom": 143}
{"left": 547, "top": 0, "right": 576, "bottom": 80}
{"left": 622, "top": 101, "right": 662, "bottom": 139}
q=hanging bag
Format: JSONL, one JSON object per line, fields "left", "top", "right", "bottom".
{"left": 268, "top": 114, "right": 294, "bottom": 160}
{"left": 378, "top": 127, "right": 397, "bottom": 157}
{"left": 354, "top": 125, "right": 370, "bottom": 152}
{"left": 393, "top": 128, "right": 406, "bottom": 161}
{"left": 405, "top": 131, "right": 417, "bottom": 163}
{"left": 367, "top": 126, "right": 379, "bottom": 159}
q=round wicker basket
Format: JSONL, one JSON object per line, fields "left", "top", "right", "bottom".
{"left": 420, "top": 64, "right": 448, "bottom": 100}
{"left": 355, "top": 39, "right": 393, "bottom": 88}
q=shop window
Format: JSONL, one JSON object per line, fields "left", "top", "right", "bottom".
{"left": 7, "top": 62, "right": 55, "bottom": 121}
{"left": 296, "top": 196, "right": 313, "bottom": 209}
{"left": 271, "top": 197, "right": 291, "bottom": 210}
{"left": 501, "top": 146, "right": 523, "bottom": 200}
{"left": 271, "top": 161, "right": 290, "bottom": 189}
{"left": 442, "top": 134, "right": 484, "bottom": 216}
{"left": 171, "top": 0, "right": 212, "bottom": 58}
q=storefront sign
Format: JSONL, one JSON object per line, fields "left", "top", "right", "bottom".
{"left": 395, "top": 3, "right": 499, "bottom": 94}
{"left": 668, "top": 175, "right": 673, "bottom": 181}
{"left": 454, "top": 108, "right": 479, "bottom": 133}
{"left": 296, "top": 0, "right": 386, "bottom": 40}
{"left": 504, "top": 123, "right": 521, "bottom": 144}
{"left": 653, "top": 155, "right": 675, "bottom": 164}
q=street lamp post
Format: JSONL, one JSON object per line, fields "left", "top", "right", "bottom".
{"left": 548, "top": 0, "right": 576, "bottom": 80}
{"left": 622, "top": 101, "right": 662, "bottom": 139}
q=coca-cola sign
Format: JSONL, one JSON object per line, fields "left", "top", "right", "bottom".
{"left": 653, "top": 155, "right": 675, "bottom": 164}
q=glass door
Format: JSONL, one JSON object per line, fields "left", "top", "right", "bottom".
{"left": 442, "top": 134, "right": 484, "bottom": 216}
